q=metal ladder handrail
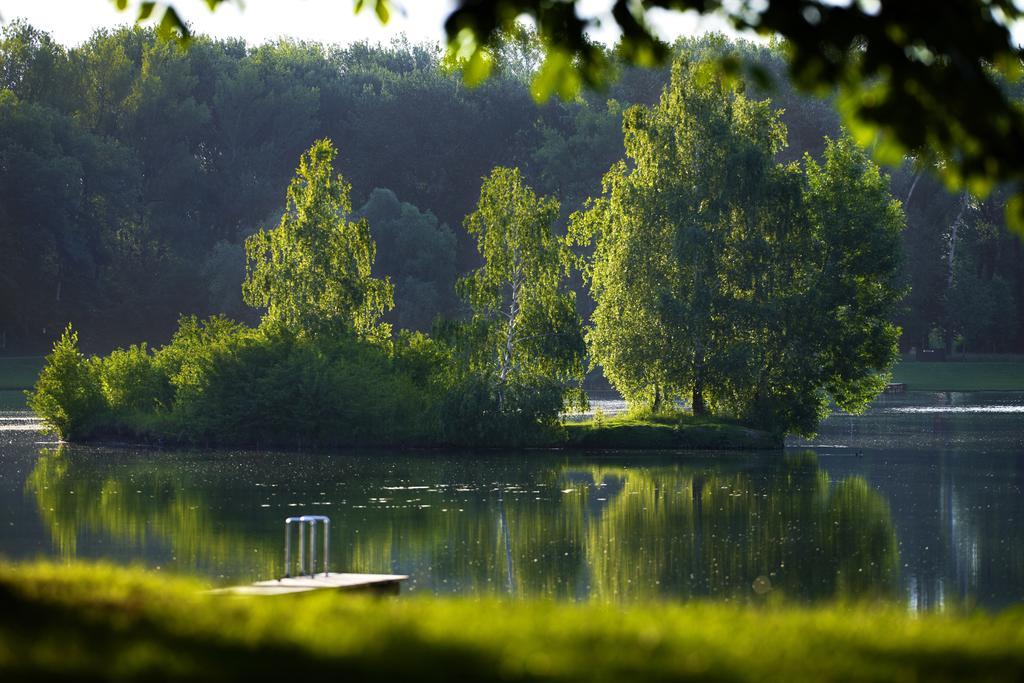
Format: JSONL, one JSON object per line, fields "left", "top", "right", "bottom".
{"left": 283, "top": 515, "right": 330, "bottom": 578}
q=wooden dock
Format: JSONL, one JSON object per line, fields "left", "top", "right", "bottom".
{"left": 214, "top": 516, "right": 408, "bottom": 597}
{"left": 211, "top": 572, "right": 409, "bottom": 597}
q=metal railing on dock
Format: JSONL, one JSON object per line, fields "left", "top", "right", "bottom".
{"left": 210, "top": 515, "right": 408, "bottom": 596}
{"left": 284, "top": 515, "right": 330, "bottom": 577}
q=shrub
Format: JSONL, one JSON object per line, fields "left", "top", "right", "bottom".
{"left": 27, "top": 325, "right": 107, "bottom": 440}
{"left": 28, "top": 315, "right": 575, "bottom": 448}
{"left": 98, "top": 343, "right": 170, "bottom": 417}
{"left": 439, "top": 375, "right": 565, "bottom": 447}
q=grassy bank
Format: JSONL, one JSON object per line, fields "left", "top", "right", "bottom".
{"left": 562, "top": 411, "right": 782, "bottom": 450}
{"left": 2, "top": 562, "right": 1023, "bottom": 682}
{"left": 892, "top": 360, "right": 1024, "bottom": 391}
{"left": 0, "top": 356, "right": 42, "bottom": 410}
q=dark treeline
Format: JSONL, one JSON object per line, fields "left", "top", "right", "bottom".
{"left": 2, "top": 21, "right": 1022, "bottom": 356}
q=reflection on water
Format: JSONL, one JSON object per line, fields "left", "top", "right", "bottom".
{"left": 0, "top": 391, "right": 1022, "bottom": 610}
{"left": 20, "top": 446, "right": 899, "bottom": 605}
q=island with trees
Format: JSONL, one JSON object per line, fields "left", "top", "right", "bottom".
{"left": 25, "top": 46, "right": 905, "bottom": 451}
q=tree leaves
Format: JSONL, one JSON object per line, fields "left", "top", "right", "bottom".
{"left": 576, "top": 57, "right": 904, "bottom": 435}
{"left": 458, "top": 167, "right": 585, "bottom": 401}
{"left": 243, "top": 139, "right": 394, "bottom": 343}
{"left": 101, "top": 0, "right": 1024, "bottom": 235}
{"left": 354, "top": 0, "right": 392, "bottom": 25}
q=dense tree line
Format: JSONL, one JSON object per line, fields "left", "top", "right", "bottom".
{"left": 2, "top": 21, "right": 1022, "bottom": 358}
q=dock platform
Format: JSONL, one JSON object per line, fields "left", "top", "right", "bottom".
{"left": 213, "top": 515, "right": 407, "bottom": 596}
{"left": 211, "top": 572, "right": 409, "bottom": 597}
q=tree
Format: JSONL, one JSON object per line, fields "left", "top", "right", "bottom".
{"left": 6, "top": 21, "right": 1023, "bottom": 355}
{"left": 243, "top": 139, "right": 393, "bottom": 341}
{"left": 27, "top": 325, "right": 106, "bottom": 440}
{"left": 356, "top": 188, "right": 458, "bottom": 332}
{"left": 458, "top": 167, "right": 585, "bottom": 409}
{"left": 787, "top": 135, "right": 905, "bottom": 430}
{"left": 945, "top": 212, "right": 1021, "bottom": 353}
{"left": 98, "top": 0, "right": 1024, "bottom": 234}
{"left": 572, "top": 58, "right": 788, "bottom": 415}
{"left": 573, "top": 58, "right": 903, "bottom": 435}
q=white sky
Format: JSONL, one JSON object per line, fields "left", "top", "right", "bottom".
{"left": 0, "top": 0, "right": 742, "bottom": 48}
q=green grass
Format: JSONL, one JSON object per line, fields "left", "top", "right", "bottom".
{"left": 0, "top": 390, "right": 27, "bottom": 410}
{"left": 892, "top": 360, "right": 1024, "bottom": 391}
{"left": 2, "top": 561, "right": 1024, "bottom": 682}
{"left": 0, "top": 357, "right": 42, "bottom": 410}
{"left": 563, "top": 410, "right": 781, "bottom": 450}
{"left": 0, "top": 356, "right": 43, "bottom": 390}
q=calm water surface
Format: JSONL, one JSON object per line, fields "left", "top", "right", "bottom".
{"left": 1, "top": 390, "right": 1022, "bottom": 611}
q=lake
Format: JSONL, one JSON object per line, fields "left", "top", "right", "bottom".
{"left": 1, "top": 390, "right": 1022, "bottom": 611}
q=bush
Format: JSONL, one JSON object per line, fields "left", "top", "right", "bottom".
{"left": 121, "top": 318, "right": 445, "bottom": 448}
{"left": 27, "top": 325, "right": 107, "bottom": 440}
{"left": 27, "top": 316, "right": 578, "bottom": 449}
{"left": 98, "top": 343, "right": 170, "bottom": 417}
{"left": 439, "top": 375, "right": 565, "bottom": 447}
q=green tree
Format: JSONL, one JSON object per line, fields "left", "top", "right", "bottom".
{"left": 201, "top": 240, "right": 250, "bottom": 321}
{"left": 101, "top": 0, "right": 1024, "bottom": 234}
{"left": 356, "top": 188, "right": 458, "bottom": 332}
{"left": 458, "top": 167, "right": 585, "bottom": 410}
{"left": 945, "top": 212, "right": 1021, "bottom": 353}
{"left": 243, "top": 139, "right": 393, "bottom": 341}
{"left": 27, "top": 325, "right": 106, "bottom": 440}
{"left": 573, "top": 58, "right": 787, "bottom": 414}
{"left": 776, "top": 135, "right": 904, "bottom": 432}
{"left": 574, "top": 58, "right": 903, "bottom": 435}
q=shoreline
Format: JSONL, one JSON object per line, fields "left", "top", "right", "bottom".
{"left": 27, "top": 415, "right": 783, "bottom": 453}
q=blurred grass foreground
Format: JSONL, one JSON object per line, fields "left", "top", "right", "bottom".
{"left": 2, "top": 562, "right": 1024, "bottom": 681}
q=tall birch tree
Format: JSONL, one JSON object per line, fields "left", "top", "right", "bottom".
{"left": 243, "top": 139, "right": 393, "bottom": 342}
{"left": 458, "top": 167, "right": 585, "bottom": 410}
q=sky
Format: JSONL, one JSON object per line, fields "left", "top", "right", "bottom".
{"left": 1, "top": 0, "right": 741, "bottom": 49}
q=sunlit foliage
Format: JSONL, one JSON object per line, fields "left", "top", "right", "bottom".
{"left": 243, "top": 139, "right": 394, "bottom": 343}
{"left": 26, "top": 325, "right": 105, "bottom": 440}
{"left": 458, "top": 167, "right": 586, "bottom": 411}
{"left": 574, "top": 57, "right": 904, "bottom": 435}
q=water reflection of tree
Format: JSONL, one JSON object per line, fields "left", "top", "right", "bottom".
{"left": 27, "top": 447, "right": 901, "bottom": 603}
{"left": 25, "top": 447, "right": 278, "bottom": 580}
{"left": 580, "top": 454, "right": 900, "bottom": 603}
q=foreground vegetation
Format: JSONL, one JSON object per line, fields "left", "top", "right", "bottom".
{"left": 2, "top": 562, "right": 1023, "bottom": 682}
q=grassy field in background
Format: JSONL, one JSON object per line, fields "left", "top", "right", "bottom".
{"left": 892, "top": 361, "right": 1024, "bottom": 391}
{"left": 2, "top": 561, "right": 1024, "bottom": 682}
{"left": 0, "top": 357, "right": 42, "bottom": 410}
{"left": 0, "top": 356, "right": 43, "bottom": 390}
{"left": 0, "top": 390, "right": 27, "bottom": 410}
